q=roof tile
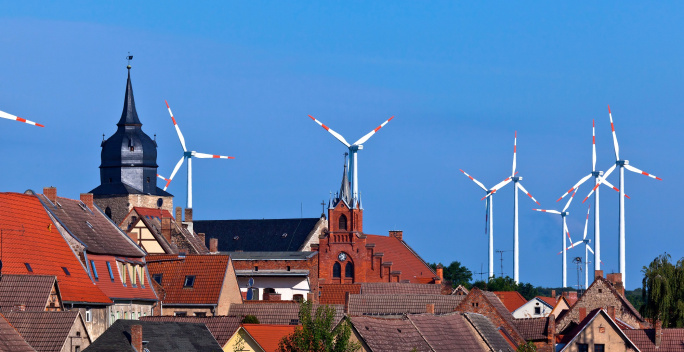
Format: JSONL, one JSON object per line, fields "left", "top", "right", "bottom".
{"left": 242, "top": 324, "right": 297, "bottom": 352}
{"left": 227, "top": 302, "right": 344, "bottom": 325}
{"left": 624, "top": 328, "right": 684, "bottom": 352}
{"left": 0, "top": 314, "right": 35, "bottom": 352}
{"left": 493, "top": 291, "right": 528, "bottom": 312}
{"left": 364, "top": 235, "right": 436, "bottom": 284}
{"left": 0, "top": 275, "right": 58, "bottom": 312}
{"left": 140, "top": 315, "right": 241, "bottom": 346}
{"left": 348, "top": 294, "right": 464, "bottom": 316}
{"left": 2, "top": 311, "right": 82, "bottom": 352}
{"left": 361, "top": 283, "right": 442, "bottom": 295}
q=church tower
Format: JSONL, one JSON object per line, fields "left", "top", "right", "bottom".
{"left": 90, "top": 64, "right": 173, "bottom": 224}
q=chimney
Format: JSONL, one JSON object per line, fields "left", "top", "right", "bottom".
{"left": 80, "top": 193, "right": 94, "bottom": 209}
{"left": 579, "top": 307, "right": 587, "bottom": 321}
{"left": 389, "top": 230, "right": 403, "bottom": 241}
{"left": 344, "top": 292, "right": 351, "bottom": 314}
{"left": 175, "top": 207, "right": 183, "bottom": 225}
{"left": 307, "top": 293, "right": 315, "bottom": 303}
{"left": 161, "top": 217, "right": 172, "bottom": 242}
{"left": 436, "top": 266, "right": 443, "bottom": 285}
{"left": 568, "top": 291, "right": 577, "bottom": 301}
{"left": 551, "top": 290, "right": 556, "bottom": 299}
{"left": 184, "top": 208, "right": 193, "bottom": 223}
{"left": 607, "top": 306, "right": 616, "bottom": 319}
{"left": 209, "top": 238, "right": 218, "bottom": 253}
{"left": 607, "top": 273, "right": 625, "bottom": 296}
{"left": 655, "top": 319, "right": 662, "bottom": 347}
{"left": 198, "top": 233, "right": 206, "bottom": 247}
{"left": 595, "top": 270, "right": 604, "bottom": 280}
{"left": 131, "top": 324, "right": 143, "bottom": 352}
{"left": 44, "top": 187, "right": 57, "bottom": 203}
{"left": 426, "top": 303, "right": 435, "bottom": 314}
{"left": 547, "top": 314, "right": 555, "bottom": 345}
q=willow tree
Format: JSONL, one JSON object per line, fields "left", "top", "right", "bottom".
{"left": 641, "top": 253, "right": 684, "bottom": 327}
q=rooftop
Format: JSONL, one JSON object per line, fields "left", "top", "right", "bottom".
{"left": 227, "top": 302, "right": 344, "bottom": 325}
{"left": 140, "top": 315, "right": 242, "bottom": 346}
{"left": 242, "top": 324, "right": 297, "bottom": 352}
{"left": 227, "top": 251, "right": 317, "bottom": 260}
{"left": 0, "top": 275, "right": 59, "bottom": 312}
{"left": 493, "top": 291, "right": 528, "bottom": 313}
{"left": 348, "top": 294, "right": 464, "bottom": 316}
{"left": 3, "top": 311, "right": 85, "bottom": 352}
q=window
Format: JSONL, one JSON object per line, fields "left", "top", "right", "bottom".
{"left": 106, "top": 262, "right": 115, "bottom": 282}
{"left": 146, "top": 177, "right": 150, "bottom": 183}
{"left": 249, "top": 288, "right": 259, "bottom": 300}
{"left": 130, "top": 146, "right": 135, "bottom": 151}
{"left": 62, "top": 267, "right": 71, "bottom": 276}
{"left": 139, "top": 267, "right": 145, "bottom": 287}
{"left": 577, "top": 344, "right": 588, "bottom": 352}
{"left": 184, "top": 275, "right": 195, "bottom": 288}
{"left": 594, "top": 344, "right": 605, "bottom": 352}
{"left": 287, "top": 266, "right": 291, "bottom": 272}
{"left": 24, "top": 263, "right": 33, "bottom": 272}
{"left": 293, "top": 294, "right": 304, "bottom": 303}
{"left": 534, "top": 306, "right": 541, "bottom": 315}
{"left": 105, "top": 207, "right": 112, "bottom": 219}
{"left": 90, "top": 260, "right": 98, "bottom": 280}
{"left": 124, "top": 312, "right": 128, "bottom": 319}
{"left": 195, "top": 312, "right": 207, "bottom": 317}
{"left": 75, "top": 346, "right": 80, "bottom": 352}
{"left": 153, "top": 274, "right": 163, "bottom": 285}
{"left": 345, "top": 262, "right": 354, "bottom": 278}
{"left": 108, "top": 178, "right": 112, "bottom": 183}
{"left": 76, "top": 331, "right": 81, "bottom": 337}
{"left": 254, "top": 266, "right": 259, "bottom": 272}
{"left": 333, "top": 262, "right": 341, "bottom": 278}
{"left": 85, "top": 308, "right": 92, "bottom": 322}
{"left": 129, "top": 265, "right": 137, "bottom": 287}
{"left": 115, "top": 311, "right": 120, "bottom": 321}
{"left": 174, "top": 311, "right": 187, "bottom": 317}
{"left": 121, "top": 263, "right": 127, "bottom": 286}
{"left": 338, "top": 214, "right": 347, "bottom": 230}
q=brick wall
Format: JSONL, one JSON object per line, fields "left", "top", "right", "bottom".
{"left": 231, "top": 254, "right": 319, "bottom": 301}
{"left": 455, "top": 288, "right": 525, "bottom": 346}
{"left": 94, "top": 194, "right": 173, "bottom": 225}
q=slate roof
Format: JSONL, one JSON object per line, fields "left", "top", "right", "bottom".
{"left": 0, "top": 193, "right": 111, "bottom": 304}
{"left": 242, "top": 324, "right": 297, "bottom": 352}
{"left": 624, "top": 328, "right": 684, "bottom": 352}
{"left": 146, "top": 254, "right": 231, "bottom": 305}
{"left": 227, "top": 252, "right": 317, "bottom": 260}
{"left": 37, "top": 194, "right": 145, "bottom": 257}
{"left": 348, "top": 294, "right": 464, "bottom": 316}
{"left": 2, "top": 311, "right": 85, "bottom": 352}
{"left": 464, "top": 313, "right": 515, "bottom": 352}
{"left": 0, "top": 314, "right": 36, "bottom": 352}
{"left": 0, "top": 275, "right": 58, "bottom": 312}
{"left": 227, "top": 302, "right": 345, "bottom": 325}
{"left": 83, "top": 320, "right": 222, "bottom": 352}
{"left": 193, "top": 218, "right": 321, "bottom": 252}
{"left": 131, "top": 207, "right": 208, "bottom": 254}
{"left": 514, "top": 317, "right": 549, "bottom": 341}
{"left": 90, "top": 183, "right": 172, "bottom": 197}
{"left": 364, "top": 235, "right": 437, "bottom": 284}
{"left": 87, "top": 254, "right": 158, "bottom": 301}
{"left": 361, "top": 283, "right": 442, "bottom": 295}
{"left": 409, "top": 313, "right": 486, "bottom": 351}
{"left": 350, "top": 316, "right": 432, "bottom": 352}
{"left": 493, "top": 291, "right": 528, "bottom": 313}
{"left": 140, "top": 316, "right": 242, "bottom": 346}
{"left": 320, "top": 284, "right": 361, "bottom": 305}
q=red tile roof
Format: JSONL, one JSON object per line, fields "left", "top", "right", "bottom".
{"left": 493, "top": 291, "right": 528, "bottom": 312}
{"left": 409, "top": 313, "right": 486, "bottom": 351}
{"left": 0, "top": 314, "right": 35, "bottom": 352}
{"left": 87, "top": 254, "right": 157, "bottom": 301}
{"left": 146, "top": 254, "right": 231, "bottom": 305}
{"left": 348, "top": 294, "right": 464, "bottom": 316}
{"left": 319, "top": 284, "right": 361, "bottom": 305}
{"left": 624, "top": 328, "right": 684, "bottom": 352}
{"left": 364, "top": 235, "right": 436, "bottom": 284}
{"left": 242, "top": 324, "right": 297, "bottom": 352}
{"left": 536, "top": 296, "right": 557, "bottom": 308}
{"left": 0, "top": 193, "right": 111, "bottom": 304}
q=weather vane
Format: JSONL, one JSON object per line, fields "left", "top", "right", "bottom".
{"left": 126, "top": 52, "right": 133, "bottom": 68}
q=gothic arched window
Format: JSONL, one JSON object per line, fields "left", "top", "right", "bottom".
{"left": 333, "top": 262, "right": 341, "bottom": 278}
{"left": 105, "top": 207, "right": 112, "bottom": 219}
{"left": 345, "top": 262, "right": 354, "bottom": 278}
{"left": 339, "top": 214, "right": 347, "bottom": 230}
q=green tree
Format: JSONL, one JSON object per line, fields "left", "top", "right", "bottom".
{"left": 242, "top": 315, "right": 259, "bottom": 324}
{"left": 487, "top": 276, "right": 518, "bottom": 291}
{"left": 278, "top": 300, "right": 360, "bottom": 352}
{"left": 641, "top": 253, "right": 684, "bottom": 327}
{"left": 429, "top": 261, "right": 473, "bottom": 286}
{"left": 517, "top": 282, "right": 540, "bottom": 301}
{"left": 517, "top": 341, "right": 537, "bottom": 352}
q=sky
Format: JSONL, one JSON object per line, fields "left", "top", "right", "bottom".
{"left": 0, "top": 2, "right": 681, "bottom": 289}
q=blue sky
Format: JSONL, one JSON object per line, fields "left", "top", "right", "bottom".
{"left": 1, "top": 2, "right": 681, "bottom": 289}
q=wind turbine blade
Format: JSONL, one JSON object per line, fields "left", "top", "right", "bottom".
{"left": 165, "top": 100, "right": 188, "bottom": 152}
{"left": 459, "top": 169, "right": 488, "bottom": 192}
{"left": 587, "top": 245, "right": 595, "bottom": 254}
{"left": 512, "top": 131, "right": 517, "bottom": 176}
{"left": 608, "top": 105, "right": 620, "bottom": 161}
{"left": 157, "top": 174, "right": 172, "bottom": 190}
{"left": 193, "top": 152, "right": 235, "bottom": 159}
{"left": 166, "top": 156, "right": 186, "bottom": 191}
{"left": 517, "top": 183, "right": 540, "bottom": 205}
{"left": 564, "top": 222, "right": 573, "bottom": 246}
{"left": 599, "top": 178, "right": 623, "bottom": 195}
{"left": 583, "top": 205, "right": 591, "bottom": 240}
{"left": 582, "top": 164, "right": 617, "bottom": 203}
{"left": 624, "top": 164, "right": 662, "bottom": 181}
{"left": 308, "top": 115, "right": 351, "bottom": 147}
{"left": 488, "top": 176, "right": 514, "bottom": 195}
{"left": 353, "top": 116, "right": 395, "bottom": 146}
{"left": 533, "top": 209, "right": 561, "bottom": 215}
{"left": 563, "top": 189, "right": 578, "bottom": 212}
{"left": 557, "top": 174, "right": 592, "bottom": 202}
{"left": 0, "top": 109, "right": 44, "bottom": 127}
{"left": 592, "top": 119, "right": 597, "bottom": 171}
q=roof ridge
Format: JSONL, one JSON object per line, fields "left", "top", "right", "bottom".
{"left": 406, "top": 314, "right": 436, "bottom": 352}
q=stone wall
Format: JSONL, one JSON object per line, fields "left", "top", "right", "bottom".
{"left": 94, "top": 194, "right": 173, "bottom": 225}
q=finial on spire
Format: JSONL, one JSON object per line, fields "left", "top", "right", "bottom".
{"left": 126, "top": 52, "right": 133, "bottom": 69}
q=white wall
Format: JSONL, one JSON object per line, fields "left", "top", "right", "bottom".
{"left": 237, "top": 276, "right": 310, "bottom": 301}
{"left": 512, "top": 298, "right": 553, "bottom": 319}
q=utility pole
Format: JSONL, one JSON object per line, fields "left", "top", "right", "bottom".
{"left": 495, "top": 249, "right": 512, "bottom": 278}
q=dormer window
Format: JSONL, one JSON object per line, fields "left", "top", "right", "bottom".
{"left": 184, "top": 275, "right": 195, "bottom": 288}
{"left": 339, "top": 214, "right": 347, "bottom": 230}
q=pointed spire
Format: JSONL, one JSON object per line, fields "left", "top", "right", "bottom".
{"left": 117, "top": 65, "right": 142, "bottom": 126}
{"left": 339, "top": 153, "right": 351, "bottom": 205}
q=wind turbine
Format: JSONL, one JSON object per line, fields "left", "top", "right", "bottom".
{"left": 164, "top": 100, "right": 235, "bottom": 209}
{"left": 157, "top": 174, "right": 171, "bottom": 190}
{"left": 533, "top": 189, "right": 577, "bottom": 287}
{"left": 0, "top": 109, "right": 44, "bottom": 127}
{"left": 563, "top": 205, "right": 595, "bottom": 290}
{"left": 308, "top": 114, "right": 394, "bottom": 207}
{"left": 582, "top": 105, "right": 661, "bottom": 287}
{"left": 459, "top": 169, "right": 517, "bottom": 280}
{"left": 556, "top": 120, "right": 621, "bottom": 273}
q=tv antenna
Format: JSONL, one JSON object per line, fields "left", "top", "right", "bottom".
{"left": 572, "top": 257, "right": 583, "bottom": 291}
{"left": 495, "top": 249, "right": 512, "bottom": 278}
{"left": 474, "top": 263, "right": 488, "bottom": 282}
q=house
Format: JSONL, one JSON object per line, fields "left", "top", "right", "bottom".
{"left": 0, "top": 192, "right": 112, "bottom": 339}
{"left": 512, "top": 296, "right": 557, "bottom": 319}
{"left": 140, "top": 315, "right": 242, "bottom": 349}
{"left": 452, "top": 285, "right": 470, "bottom": 296}
{"left": 36, "top": 189, "right": 159, "bottom": 337}
{"left": 556, "top": 308, "right": 639, "bottom": 352}
{"left": 493, "top": 291, "right": 528, "bottom": 313}
{"left": 623, "top": 321, "right": 684, "bottom": 352}
{"left": 0, "top": 313, "right": 36, "bottom": 352}
{"left": 2, "top": 311, "right": 91, "bottom": 352}
{"left": 225, "top": 324, "right": 297, "bottom": 352}
{"left": 454, "top": 287, "right": 525, "bottom": 346}
{"left": 0, "top": 275, "right": 63, "bottom": 312}
{"left": 120, "top": 207, "right": 209, "bottom": 255}
{"left": 227, "top": 302, "right": 345, "bottom": 325}
{"left": 83, "top": 320, "right": 222, "bottom": 352}
{"left": 514, "top": 316, "right": 555, "bottom": 352}
{"left": 146, "top": 254, "right": 242, "bottom": 316}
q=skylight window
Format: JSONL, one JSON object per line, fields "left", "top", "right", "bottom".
{"left": 153, "top": 274, "right": 162, "bottom": 285}
{"left": 24, "top": 263, "right": 33, "bottom": 272}
{"left": 62, "top": 267, "right": 71, "bottom": 276}
{"left": 183, "top": 275, "right": 195, "bottom": 288}
{"left": 106, "top": 262, "right": 114, "bottom": 282}
{"left": 85, "top": 221, "right": 94, "bottom": 229}
{"left": 90, "top": 260, "right": 98, "bottom": 280}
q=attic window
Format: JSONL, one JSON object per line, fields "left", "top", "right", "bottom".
{"left": 55, "top": 201, "right": 62, "bottom": 208}
{"left": 78, "top": 201, "right": 89, "bottom": 212}
{"left": 90, "top": 260, "right": 99, "bottom": 280}
{"left": 106, "top": 262, "right": 115, "bottom": 282}
{"left": 24, "top": 263, "right": 33, "bottom": 272}
{"left": 153, "top": 274, "right": 162, "bottom": 285}
{"left": 85, "top": 221, "right": 94, "bottom": 229}
{"left": 183, "top": 275, "right": 195, "bottom": 288}
{"left": 108, "top": 178, "right": 112, "bottom": 183}
{"left": 62, "top": 267, "right": 71, "bottom": 276}
{"left": 146, "top": 177, "right": 150, "bottom": 183}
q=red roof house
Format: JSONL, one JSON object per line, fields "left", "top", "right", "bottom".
{"left": 226, "top": 324, "right": 297, "bottom": 352}
{"left": 494, "top": 291, "right": 528, "bottom": 313}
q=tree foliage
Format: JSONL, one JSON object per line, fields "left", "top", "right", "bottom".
{"left": 242, "top": 315, "right": 260, "bottom": 324}
{"left": 517, "top": 341, "right": 537, "bottom": 352}
{"left": 429, "top": 261, "right": 473, "bottom": 287}
{"left": 641, "top": 253, "right": 684, "bottom": 327}
{"left": 278, "top": 300, "right": 360, "bottom": 352}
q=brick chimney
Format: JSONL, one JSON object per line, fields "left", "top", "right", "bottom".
{"left": 389, "top": 230, "right": 403, "bottom": 241}
{"left": 595, "top": 270, "right": 604, "bottom": 280}
{"left": 551, "top": 290, "right": 556, "bottom": 299}
{"left": 568, "top": 291, "right": 577, "bottom": 301}
{"left": 184, "top": 208, "right": 193, "bottom": 222}
{"left": 607, "top": 273, "right": 625, "bottom": 296}
{"left": 161, "top": 217, "right": 172, "bottom": 242}
{"left": 435, "top": 266, "right": 443, "bottom": 285}
{"left": 198, "top": 233, "right": 206, "bottom": 247}
{"left": 80, "top": 193, "right": 94, "bottom": 209}
{"left": 607, "top": 306, "right": 616, "bottom": 319}
{"left": 579, "top": 307, "right": 587, "bottom": 321}
{"left": 175, "top": 207, "right": 183, "bottom": 225}
{"left": 655, "top": 319, "right": 662, "bottom": 347}
{"left": 344, "top": 292, "right": 351, "bottom": 314}
{"left": 44, "top": 187, "right": 57, "bottom": 203}
{"left": 209, "top": 238, "right": 218, "bottom": 253}
{"left": 547, "top": 313, "right": 555, "bottom": 345}
{"left": 426, "top": 303, "right": 435, "bottom": 314}
{"left": 131, "top": 324, "right": 143, "bottom": 352}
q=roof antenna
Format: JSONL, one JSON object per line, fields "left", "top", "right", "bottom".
{"left": 126, "top": 52, "right": 133, "bottom": 69}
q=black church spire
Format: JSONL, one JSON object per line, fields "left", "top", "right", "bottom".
{"left": 117, "top": 67, "right": 142, "bottom": 126}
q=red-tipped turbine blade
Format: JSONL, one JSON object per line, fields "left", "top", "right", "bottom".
{"left": 459, "top": 169, "right": 488, "bottom": 192}
{"left": 353, "top": 116, "right": 395, "bottom": 146}
{"left": 0, "top": 109, "right": 44, "bottom": 127}
{"left": 608, "top": 105, "right": 620, "bottom": 161}
{"left": 624, "top": 164, "right": 662, "bottom": 181}
{"left": 308, "top": 115, "right": 352, "bottom": 147}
